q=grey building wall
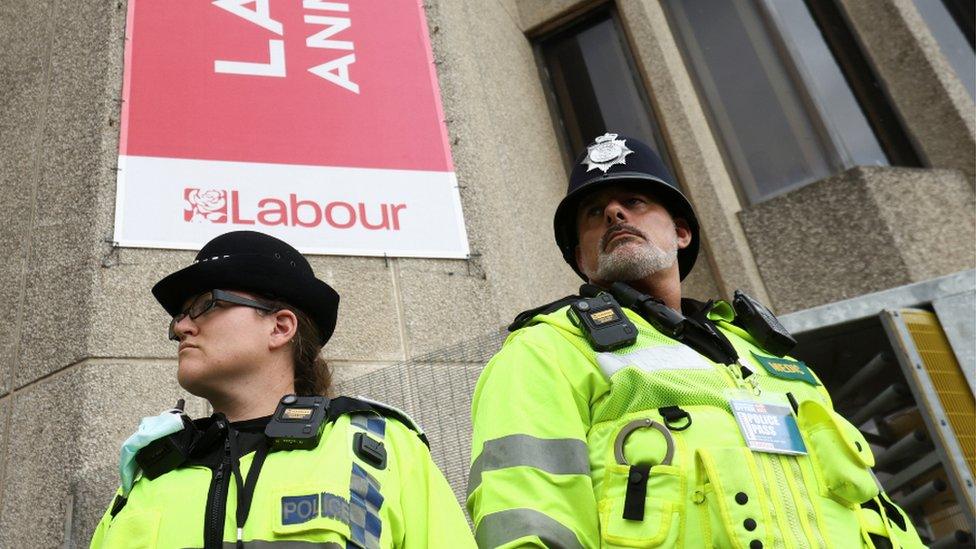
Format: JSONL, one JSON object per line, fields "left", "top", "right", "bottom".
{"left": 0, "top": 0, "right": 973, "bottom": 546}
{"left": 740, "top": 167, "right": 976, "bottom": 312}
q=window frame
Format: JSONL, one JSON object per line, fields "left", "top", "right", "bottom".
{"left": 799, "top": 0, "right": 921, "bottom": 170}
{"left": 661, "top": 0, "right": 921, "bottom": 205}
{"left": 532, "top": 3, "right": 679, "bottom": 183}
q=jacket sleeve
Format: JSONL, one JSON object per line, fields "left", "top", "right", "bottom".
{"left": 468, "top": 329, "right": 599, "bottom": 549}
{"left": 394, "top": 425, "right": 477, "bottom": 548}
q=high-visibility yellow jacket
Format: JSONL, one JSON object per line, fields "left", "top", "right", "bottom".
{"left": 468, "top": 300, "right": 925, "bottom": 548}
{"left": 92, "top": 402, "right": 475, "bottom": 548}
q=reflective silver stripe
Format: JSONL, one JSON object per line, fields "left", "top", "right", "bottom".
{"left": 353, "top": 394, "right": 426, "bottom": 436}
{"left": 596, "top": 344, "right": 712, "bottom": 378}
{"left": 350, "top": 413, "right": 386, "bottom": 440}
{"left": 475, "top": 508, "right": 584, "bottom": 549}
{"left": 217, "top": 542, "right": 343, "bottom": 548}
{"left": 467, "top": 435, "right": 590, "bottom": 498}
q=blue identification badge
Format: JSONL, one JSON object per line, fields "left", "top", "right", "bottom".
{"left": 726, "top": 389, "right": 807, "bottom": 455}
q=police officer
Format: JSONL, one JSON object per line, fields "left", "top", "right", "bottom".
{"left": 91, "top": 230, "right": 475, "bottom": 548}
{"left": 467, "top": 134, "right": 924, "bottom": 548}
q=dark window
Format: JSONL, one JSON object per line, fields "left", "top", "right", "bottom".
{"left": 538, "top": 8, "right": 676, "bottom": 180}
{"left": 662, "top": 0, "right": 920, "bottom": 204}
{"left": 913, "top": 0, "right": 976, "bottom": 100}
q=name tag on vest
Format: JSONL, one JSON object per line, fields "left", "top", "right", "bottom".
{"left": 751, "top": 351, "right": 819, "bottom": 386}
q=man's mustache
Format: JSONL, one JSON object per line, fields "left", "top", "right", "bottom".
{"left": 600, "top": 224, "right": 647, "bottom": 251}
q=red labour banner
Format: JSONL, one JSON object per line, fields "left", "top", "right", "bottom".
{"left": 122, "top": 0, "right": 452, "bottom": 171}
{"left": 115, "top": 0, "right": 468, "bottom": 258}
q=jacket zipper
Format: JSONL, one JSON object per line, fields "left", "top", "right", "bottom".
{"left": 204, "top": 436, "right": 232, "bottom": 548}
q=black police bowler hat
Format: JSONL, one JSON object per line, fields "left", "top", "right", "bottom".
{"left": 152, "top": 231, "right": 340, "bottom": 345}
{"left": 553, "top": 133, "right": 700, "bottom": 280}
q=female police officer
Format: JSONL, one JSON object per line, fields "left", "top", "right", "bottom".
{"left": 90, "top": 230, "right": 474, "bottom": 548}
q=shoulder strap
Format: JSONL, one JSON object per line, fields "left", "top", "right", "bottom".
{"left": 327, "top": 396, "right": 429, "bottom": 447}
{"left": 508, "top": 294, "right": 580, "bottom": 332}
{"left": 680, "top": 298, "right": 710, "bottom": 317}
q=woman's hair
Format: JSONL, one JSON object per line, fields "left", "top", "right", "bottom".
{"left": 258, "top": 296, "right": 332, "bottom": 396}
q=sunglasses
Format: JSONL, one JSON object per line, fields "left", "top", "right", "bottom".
{"left": 168, "top": 289, "right": 275, "bottom": 341}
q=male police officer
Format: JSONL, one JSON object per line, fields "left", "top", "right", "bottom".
{"left": 467, "top": 134, "right": 924, "bottom": 548}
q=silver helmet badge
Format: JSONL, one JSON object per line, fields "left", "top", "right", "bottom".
{"left": 582, "top": 133, "right": 633, "bottom": 173}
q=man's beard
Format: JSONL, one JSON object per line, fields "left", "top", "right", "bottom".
{"left": 583, "top": 224, "right": 678, "bottom": 282}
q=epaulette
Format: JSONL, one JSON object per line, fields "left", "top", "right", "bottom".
{"left": 327, "top": 395, "right": 429, "bottom": 447}
{"left": 508, "top": 295, "right": 580, "bottom": 332}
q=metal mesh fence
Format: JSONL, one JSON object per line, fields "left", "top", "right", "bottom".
{"left": 332, "top": 328, "right": 508, "bottom": 508}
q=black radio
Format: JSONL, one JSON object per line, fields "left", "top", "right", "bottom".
{"left": 732, "top": 289, "right": 796, "bottom": 357}
{"left": 265, "top": 394, "right": 329, "bottom": 451}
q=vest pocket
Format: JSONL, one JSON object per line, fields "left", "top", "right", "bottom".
{"left": 101, "top": 509, "right": 161, "bottom": 549}
{"left": 797, "top": 400, "right": 879, "bottom": 506}
{"left": 599, "top": 463, "right": 683, "bottom": 547}
{"left": 695, "top": 447, "right": 771, "bottom": 549}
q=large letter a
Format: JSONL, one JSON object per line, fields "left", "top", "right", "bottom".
{"left": 309, "top": 54, "right": 359, "bottom": 94}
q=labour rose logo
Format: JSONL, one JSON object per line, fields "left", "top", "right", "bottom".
{"left": 184, "top": 189, "right": 228, "bottom": 223}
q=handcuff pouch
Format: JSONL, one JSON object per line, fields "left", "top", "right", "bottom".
{"left": 600, "top": 463, "right": 682, "bottom": 547}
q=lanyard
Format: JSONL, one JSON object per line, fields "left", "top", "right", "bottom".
{"left": 227, "top": 429, "right": 271, "bottom": 548}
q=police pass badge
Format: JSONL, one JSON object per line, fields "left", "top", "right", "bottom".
{"left": 583, "top": 133, "right": 633, "bottom": 173}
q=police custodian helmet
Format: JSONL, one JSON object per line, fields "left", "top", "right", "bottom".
{"left": 152, "top": 230, "right": 340, "bottom": 345}
{"left": 553, "top": 133, "right": 700, "bottom": 280}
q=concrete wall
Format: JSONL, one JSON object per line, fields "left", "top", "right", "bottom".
{"left": 0, "top": 0, "right": 973, "bottom": 546}
{"left": 739, "top": 166, "right": 976, "bottom": 312}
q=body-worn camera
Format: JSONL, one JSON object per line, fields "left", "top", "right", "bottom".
{"left": 265, "top": 394, "right": 329, "bottom": 451}
{"left": 567, "top": 293, "right": 637, "bottom": 352}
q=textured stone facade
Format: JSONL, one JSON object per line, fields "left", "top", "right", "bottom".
{"left": 0, "top": 0, "right": 973, "bottom": 546}
{"left": 739, "top": 166, "right": 976, "bottom": 312}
